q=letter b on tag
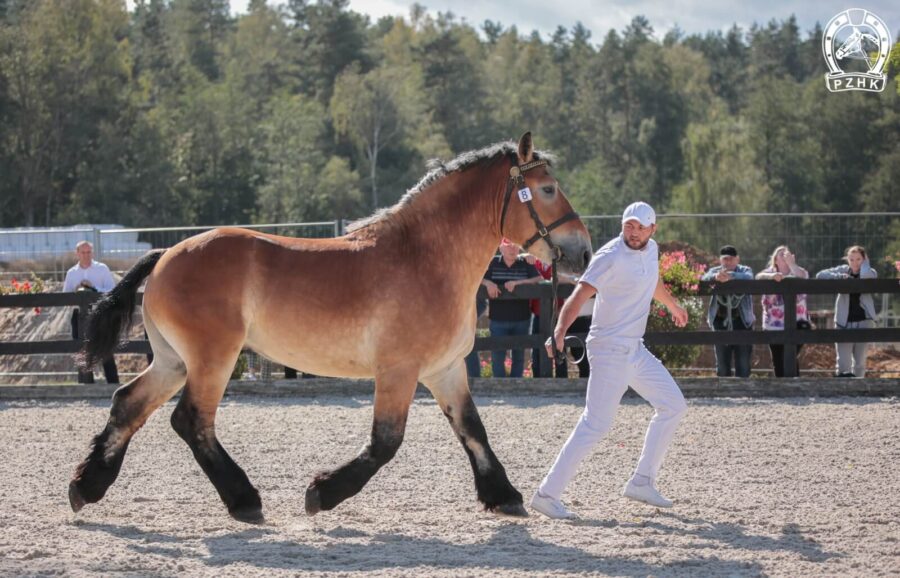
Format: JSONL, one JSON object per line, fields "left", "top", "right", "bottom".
{"left": 517, "top": 187, "right": 533, "bottom": 202}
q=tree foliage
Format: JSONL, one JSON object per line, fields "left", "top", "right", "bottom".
{"left": 0, "top": 1, "right": 897, "bottom": 231}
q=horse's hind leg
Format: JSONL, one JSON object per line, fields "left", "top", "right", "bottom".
{"left": 305, "top": 365, "right": 418, "bottom": 515}
{"left": 69, "top": 360, "right": 187, "bottom": 512}
{"left": 421, "top": 361, "right": 526, "bottom": 516}
{"left": 171, "top": 356, "right": 263, "bottom": 523}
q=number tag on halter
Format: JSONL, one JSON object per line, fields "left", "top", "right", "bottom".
{"left": 517, "top": 187, "right": 533, "bottom": 202}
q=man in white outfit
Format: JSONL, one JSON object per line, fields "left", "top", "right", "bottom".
{"left": 64, "top": 240, "right": 119, "bottom": 384}
{"left": 530, "top": 202, "right": 689, "bottom": 519}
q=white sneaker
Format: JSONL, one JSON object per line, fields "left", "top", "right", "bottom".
{"left": 623, "top": 479, "right": 673, "bottom": 508}
{"left": 529, "top": 491, "right": 578, "bottom": 519}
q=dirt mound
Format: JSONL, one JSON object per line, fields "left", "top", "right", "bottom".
{"left": 867, "top": 346, "right": 900, "bottom": 378}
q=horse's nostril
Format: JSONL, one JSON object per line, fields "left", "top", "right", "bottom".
{"left": 582, "top": 250, "right": 591, "bottom": 269}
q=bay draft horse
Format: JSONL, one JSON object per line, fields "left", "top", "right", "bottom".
{"left": 69, "top": 132, "right": 593, "bottom": 523}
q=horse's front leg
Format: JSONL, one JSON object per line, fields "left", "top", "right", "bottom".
{"left": 422, "top": 360, "right": 526, "bottom": 516}
{"left": 305, "top": 365, "right": 418, "bottom": 515}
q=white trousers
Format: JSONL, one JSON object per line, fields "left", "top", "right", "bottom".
{"left": 538, "top": 339, "right": 688, "bottom": 499}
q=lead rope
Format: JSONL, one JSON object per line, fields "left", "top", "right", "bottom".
{"left": 548, "top": 259, "right": 586, "bottom": 370}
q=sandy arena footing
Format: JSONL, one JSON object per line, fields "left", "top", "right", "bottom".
{"left": 0, "top": 395, "right": 898, "bottom": 577}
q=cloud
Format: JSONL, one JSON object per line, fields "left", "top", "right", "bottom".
{"left": 348, "top": 0, "right": 898, "bottom": 40}
{"left": 126, "top": 0, "right": 898, "bottom": 41}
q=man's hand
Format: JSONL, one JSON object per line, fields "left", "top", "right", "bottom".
{"left": 503, "top": 280, "right": 518, "bottom": 292}
{"left": 523, "top": 254, "right": 536, "bottom": 266}
{"left": 669, "top": 303, "right": 688, "bottom": 327}
{"left": 484, "top": 280, "right": 501, "bottom": 299}
{"left": 545, "top": 328, "right": 566, "bottom": 358}
{"left": 79, "top": 280, "right": 94, "bottom": 289}
{"left": 772, "top": 272, "right": 784, "bottom": 282}
{"left": 715, "top": 270, "right": 731, "bottom": 283}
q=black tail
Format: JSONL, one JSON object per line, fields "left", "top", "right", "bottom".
{"left": 79, "top": 249, "right": 167, "bottom": 369}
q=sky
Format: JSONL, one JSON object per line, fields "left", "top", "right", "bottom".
{"left": 207, "top": 0, "right": 900, "bottom": 40}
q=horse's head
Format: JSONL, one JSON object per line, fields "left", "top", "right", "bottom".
{"left": 836, "top": 28, "right": 862, "bottom": 60}
{"left": 500, "top": 132, "right": 593, "bottom": 274}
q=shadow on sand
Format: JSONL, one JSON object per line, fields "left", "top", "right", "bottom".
{"left": 73, "top": 514, "right": 839, "bottom": 576}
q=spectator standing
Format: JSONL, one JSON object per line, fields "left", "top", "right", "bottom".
{"left": 63, "top": 240, "right": 119, "bottom": 384}
{"left": 482, "top": 239, "right": 542, "bottom": 378}
{"left": 815, "top": 246, "right": 878, "bottom": 377}
{"left": 756, "top": 245, "right": 810, "bottom": 377}
{"left": 701, "top": 245, "right": 755, "bottom": 377}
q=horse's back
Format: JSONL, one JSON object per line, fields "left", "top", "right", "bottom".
{"left": 142, "top": 226, "right": 474, "bottom": 378}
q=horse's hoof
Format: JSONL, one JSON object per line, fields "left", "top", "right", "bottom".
{"left": 68, "top": 481, "right": 86, "bottom": 513}
{"left": 230, "top": 506, "right": 265, "bottom": 524}
{"left": 305, "top": 486, "right": 321, "bottom": 516}
{"left": 493, "top": 502, "right": 528, "bottom": 517}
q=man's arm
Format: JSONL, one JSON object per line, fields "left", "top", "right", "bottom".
{"left": 98, "top": 266, "right": 117, "bottom": 293}
{"left": 815, "top": 265, "right": 845, "bottom": 279}
{"left": 860, "top": 260, "right": 878, "bottom": 279}
{"left": 547, "top": 281, "right": 597, "bottom": 354}
{"left": 653, "top": 278, "right": 688, "bottom": 327}
{"left": 731, "top": 266, "right": 754, "bottom": 280}
{"left": 62, "top": 271, "right": 76, "bottom": 293}
{"left": 700, "top": 266, "right": 719, "bottom": 282}
{"left": 481, "top": 277, "right": 501, "bottom": 299}
{"left": 504, "top": 274, "right": 543, "bottom": 292}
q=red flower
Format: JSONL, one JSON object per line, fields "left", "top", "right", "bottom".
{"left": 33, "top": 307, "right": 41, "bottom": 315}
{"left": 658, "top": 309, "right": 667, "bottom": 317}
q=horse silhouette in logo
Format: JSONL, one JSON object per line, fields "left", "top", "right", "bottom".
{"left": 835, "top": 26, "right": 879, "bottom": 67}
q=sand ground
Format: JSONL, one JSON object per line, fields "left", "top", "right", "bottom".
{"left": 0, "top": 395, "right": 898, "bottom": 577}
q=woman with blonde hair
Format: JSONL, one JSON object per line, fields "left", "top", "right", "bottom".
{"left": 756, "top": 245, "right": 810, "bottom": 377}
{"left": 815, "top": 246, "right": 877, "bottom": 377}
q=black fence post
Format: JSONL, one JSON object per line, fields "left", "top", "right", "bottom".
{"left": 782, "top": 288, "right": 798, "bottom": 377}
{"left": 538, "top": 285, "right": 554, "bottom": 377}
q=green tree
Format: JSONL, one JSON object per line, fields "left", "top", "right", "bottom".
{"left": 224, "top": 0, "right": 296, "bottom": 110}
{"left": 746, "top": 77, "right": 824, "bottom": 212}
{"left": 167, "top": 0, "right": 231, "bottom": 81}
{"left": 670, "top": 113, "right": 769, "bottom": 214}
{"left": 331, "top": 63, "right": 437, "bottom": 209}
{"left": 255, "top": 94, "right": 327, "bottom": 223}
{"left": 415, "top": 18, "right": 488, "bottom": 152}
{"left": 0, "top": 0, "right": 132, "bottom": 226}
{"left": 289, "top": 0, "right": 370, "bottom": 102}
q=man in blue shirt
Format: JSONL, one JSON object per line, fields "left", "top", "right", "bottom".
{"left": 701, "top": 245, "right": 755, "bottom": 378}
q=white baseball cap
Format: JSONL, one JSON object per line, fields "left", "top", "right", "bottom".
{"left": 621, "top": 202, "right": 656, "bottom": 226}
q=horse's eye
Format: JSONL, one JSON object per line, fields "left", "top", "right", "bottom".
{"left": 542, "top": 185, "right": 556, "bottom": 195}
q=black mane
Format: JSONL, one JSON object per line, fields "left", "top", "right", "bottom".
{"left": 346, "top": 141, "right": 554, "bottom": 233}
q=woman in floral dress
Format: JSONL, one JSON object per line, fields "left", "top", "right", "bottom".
{"left": 756, "top": 245, "right": 810, "bottom": 377}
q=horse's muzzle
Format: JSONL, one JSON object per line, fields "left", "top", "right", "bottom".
{"left": 556, "top": 236, "right": 593, "bottom": 275}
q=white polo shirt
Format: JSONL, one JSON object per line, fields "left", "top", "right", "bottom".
{"left": 579, "top": 234, "right": 659, "bottom": 344}
{"left": 63, "top": 261, "right": 116, "bottom": 293}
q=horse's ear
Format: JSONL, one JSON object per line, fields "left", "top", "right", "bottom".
{"left": 517, "top": 131, "right": 534, "bottom": 164}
